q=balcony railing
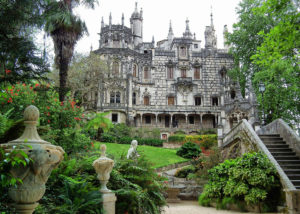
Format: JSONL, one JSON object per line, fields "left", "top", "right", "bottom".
{"left": 177, "top": 77, "right": 192, "bottom": 83}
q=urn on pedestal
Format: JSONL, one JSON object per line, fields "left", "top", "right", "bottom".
{"left": 0, "top": 105, "right": 65, "bottom": 214}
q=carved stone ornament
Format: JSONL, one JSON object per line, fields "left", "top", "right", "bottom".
{"left": 93, "top": 144, "right": 114, "bottom": 193}
{"left": 0, "top": 105, "right": 65, "bottom": 214}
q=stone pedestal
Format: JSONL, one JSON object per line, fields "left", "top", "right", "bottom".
{"left": 0, "top": 105, "right": 64, "bottom": 214}
{"left": 285, "top": 189, "right": 300, "bottom": 214}
{"left": 166, "top": 187, "right": 181, "bottom": 203}
{"left": 93, "top": 144, "right": 116, "bottom": 214}
{"left": 103, "top": 192, "right": 117, "bottom": 214}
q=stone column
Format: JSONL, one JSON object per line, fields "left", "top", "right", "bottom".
{"left": 170, "top": 114, "right": 173, "bottom": 128}
{"left": 155, "top": 114, "right": 158, "bottom": 127}
{"left": 200, "top": 113, "right": 202, "bottom": 128}
{"left": 185, "top": 114, "right": 188, "bottom": 129}
{"left": 285, "top": 190, "right": 300, "bottom": 214}
{"left": 0, "top": 105, "right": 65, "bottom": 214}
{"left": 140, "top": 114, "right": 143, "bottom": 127}
{"left": 93, "top": 145, "right": 116, "bottom": 214}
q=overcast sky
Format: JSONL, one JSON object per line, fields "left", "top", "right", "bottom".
{"left": 45, "top": 0, "right": 241, "bottom": 55}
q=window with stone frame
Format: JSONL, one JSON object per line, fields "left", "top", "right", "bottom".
{"left": 231, "top": 90, "right": 236, "bottom": 99}
{"left": 112, "top": 62, "right": 119, "bottom": 75}
{"left": 113, "top": 40, "right": 120, "bottom": 48}
{"left": 212, "top": 97, "right": 219, "bottom": 106}
{"left": 167, "top": 67, "right": 174, "bottom": 79}
{"left": 145, "top": 115, "right": 151, "bottom": 124}
{"left": 132, "top": 92, "right": 136, "bottom": 105}
{"left": 180, "top": 46, "right": 187, "bottom": 57}
{"left": 181, "top": 69, "right": 187, "bottom": 78}
{"left": 112, "top": 113, "right": 118, "bottom": 123}
{"left": 144, "top": 96, "right": 150, "bottom": 105}
{"left": 133, "top": 64, "right": 137, "bottom": 77}
{"left": 189, "top": 115, "right": 195, "bottom": 124}
{"left": 194, "top": 67, "right": 200, "bottom": 79}
{"left": 168, "top": 96, "right": 175, "bottom": 105}
{"left": 144, "top": 67, "right": 150, "bottom": 79}
{"left": 195, "top": 97, "right": 201, "bottom": 106}
{"left": 110, "top": 91, "right": 121, "bottom": 103}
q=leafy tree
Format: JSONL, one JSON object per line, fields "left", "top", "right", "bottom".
{"left": 44, "top": 0, "right": 98, "bottom": 102}
{"left": 0, "top": 0, "right": 49, "bottom": 86}
{"left": 226, "top": 0, "right": 299, "bottom": 126}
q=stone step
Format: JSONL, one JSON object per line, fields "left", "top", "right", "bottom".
{"left": 260, "top": 138, "right": 284, "bottom": 142}
{"left": 262, "top": 140, "right": 286, "bottom": 145}
{"left": 278, "top": 160, "right": 300, "bottom": 165}
{"left": 291, "top": 180, "right": 300, "bottom": 186}
{"left": 259, "top": 134, "right": 281, "bottom": 138}
{"left": 275, "top": 156, "right": 300, "bottom": 160}
{"left": 287, "top": 174, "right": 300, "bottom": 180}
{"left": 269, "top": 148, "right": 293, "bottom": 153}
{"left": 271, "top": 152, "right": 296, "bottom": 156}
{"left": 266, "top": 144, "right": 289, "bottom": 149}
{"left": 284, "top": 169, "right": 300, "bottom": 174}
{"left": 280, "top": 164, "right": 300, "bottom": 169}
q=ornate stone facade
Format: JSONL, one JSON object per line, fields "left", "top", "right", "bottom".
{"left": 89, "top": 3, "right": 258, "bottom": 136}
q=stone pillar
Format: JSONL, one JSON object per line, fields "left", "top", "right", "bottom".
{"left": 185, "top": 114, "right": 188, "bottom": 129}
{"left": 285, "top": 190, "right": 300, "bottom": 214}
{"left": 200, "top": 113, "right": 202, "bottom": 128}
{"left": 0, "top": 105, "right": 64, "bottom": 214}
{"left": 217, "top": 124, "right": 223, "bottom": 147}
{"left": 155, "top": 114, "right": 158, "bottom": 127}
{"left": 140, "top": 114, "right": 143, "bottom": 127}
{"left": 93, "top": 145, "right": 116, "bottom": 214}
{"left": 170, "top": 114, "right": 173, "bottom": 128}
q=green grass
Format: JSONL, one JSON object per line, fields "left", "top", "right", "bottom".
{"left": 94, "top": 142, "right": 188, "bottom": 169}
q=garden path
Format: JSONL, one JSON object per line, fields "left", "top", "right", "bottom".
{"left": 162, "top": 201, "right": 260, "bottom": 214}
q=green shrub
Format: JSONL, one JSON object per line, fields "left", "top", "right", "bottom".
{"left": 168, "top": 134, "right": 185, "bottom": 142}
{"left": 100, "top": 133, "right": 116, "bottom": 143}
{"left": 175, "top": 165, "right": 196, "bottom": 178}
{"left": 200, "top": 135, "right": 217, "bottom": 149}
{"left": 138, "top": 138, "right": 164, "bottom": 147}
{"left": 118, "top": 136, "right": 132, "bottom": 144}
{"left": 108, "top": 123, "right": 131, "bottom": 139}
{"left": 176, "top": 142, "right": 201, "bottom": 159}
{"left": 198, "top": 152, "right": 282, "bottom": 212}
{"left": 198, "top": 129, "right": 216, "bottom": 135}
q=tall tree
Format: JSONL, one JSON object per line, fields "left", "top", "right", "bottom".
{"left": 0, "top": 0, "right": 49, "bottom": 86}
{"left": 44, "top": 0, "right": 97, "bottom": 102}
{"left": 226, "top": 0, "right": 299, "bottom": 126}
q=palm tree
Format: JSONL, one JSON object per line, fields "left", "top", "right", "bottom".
{"left": 44, "top": 0, "right": 97, "bottom": 101}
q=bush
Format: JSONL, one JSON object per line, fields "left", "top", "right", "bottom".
{"left": 176, "top": 142, "right": 201, "bottom": 159}
{"left": 108, "top": 123, "right": 131, "bottom": 139}
{"left": 168, "top": 135, "right": 185, "bottom": 143}
{"left": 100, "top": 133, "right": 116, "bottom": 143}
{"left": 175, "top": 165, "right": 196, "bottom": 178}
{"left": 138, "top": 138, "right": 164, "bottom": 147}
{"left": 198, "top": 152, "right": 282, "bottom": 212}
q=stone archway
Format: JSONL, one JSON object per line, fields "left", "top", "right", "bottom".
{"left": 202, "top": 114, "right": 216, "bottom": 129}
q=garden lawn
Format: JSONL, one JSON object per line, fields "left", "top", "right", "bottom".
{"left": 95, "top": 142, "right": 188, "bottom": 168}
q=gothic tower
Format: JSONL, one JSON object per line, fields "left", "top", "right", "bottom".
{"left": 130, "top": 2, "right": 143, "bottom": 47}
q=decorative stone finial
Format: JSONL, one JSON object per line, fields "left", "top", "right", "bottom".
{"left": 101, "top": 144, "right": 107, "bottom": 157}
{"left": 24, "top": 105, "right": 39, "bottom": 122}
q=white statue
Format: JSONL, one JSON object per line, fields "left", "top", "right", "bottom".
{"left": 127, "top": 140, "right": 139, "bottom": 159}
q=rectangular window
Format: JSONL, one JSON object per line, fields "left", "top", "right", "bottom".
{"left": 167, "top": 67, "right": 174, "bottom": 79}
{"left": 212, "top": 97, "right": 219, "bottom": 106}
{"left": 181, "top": 69, "right": 186, "bottom": 78}
{"left": 145, "top": 115, "right": 151, "bottom": 124}
{"left": 180, "top": 46, "right": 186, "bottom": 57}
{"left": 110, "top": 92, "right": 115, "bottom": 104}
{"left": 112, "top": 113, "right": 118, "bottom": 123}
{"left": 168, "top": 97, "right": 175, "bottom": 105}
{"left": 116, "top": 92, "right": 120, "bottom": 103}
{"left": 144, "top": 96, "right": 150, "bottom": 105}
{"left": 144, "top": 67, "right": 150, "bottom": 79}
{"left": 132, "top": 92, "right": 136, "bottom": 105}
{"left": 189, "top": 116, "right": 194, "bottom": 124}
{"left": 195, "top": 97, "right": 201, "bottom": 106}
{"left": 133, "top": 64, "right": 137, "bottom": 77}
{"left": 194, "top": 44, "right": 198, "bottom": 49}
{"left": 194, "top": 68, "right": 200, "bottom": 79}
{"left": 112, "top": 62, "right": 119, "bottom": 75}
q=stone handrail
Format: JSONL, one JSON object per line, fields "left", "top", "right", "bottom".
{"left": 222, "top": 119, "right": 296, "bottom": 191}
{"left": 257, "top": 119, "right": 300, "bottom": 156}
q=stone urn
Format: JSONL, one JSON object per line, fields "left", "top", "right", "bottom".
{"left": 0, "top": 105, "right": 65, "bottom": 214}
{"left": 93, "top": 144, "right": 114, "bottom": 192}
{"left": 93, "top": 144, "right": 116, "bottom": 214}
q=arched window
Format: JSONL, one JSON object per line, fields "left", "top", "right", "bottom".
{"left": 167, "top": 67, "right": 174, "bottom": 79}
{"left": 132, "top": 92, "right": 136, "bottom": 105}
{"left": 133, "top": 64, "right": 137, "bottom": 77}
{"left": 110, "top": 91, "right": 121, "bottom": 103}
{"left": 194, "top": 67, "right": 200, "bottom": 79}
{"left": 110, "top": 92, "right": 115, "bottom": 103}
{"left": 112, "top": 62, "right": 119, "bottom": 75}
{"left": 180, "top": 46, "right": 186, "bottom": 57}
{"left": 231, "top": 90, "right": 236, "bottom": 99}
{"left": 144, "top": 67, "right": 150, "bottom": 79}
{"left": 116, "top": 92, "right": 120, "bottom": 103}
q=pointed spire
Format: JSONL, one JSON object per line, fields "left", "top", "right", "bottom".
{"left": 194, "top": 33, "right": 196, "bottom": 40}
{"left": 140, "top": 7, "right": 143, "bottom": 18}
{"left": 122, "top": 13, "right": 124, "bottom": 25}
{"left": 135, "top": 2, "right": 138, "bottom": 13}
{"left": 90, "top": 44, "right": 93, "bottom": 52}
{"left": 210, "top": 6, "right": 214, "bottom": 28}
{"left": 109, "top": 12, "right": 112, "bottom": 26}
{"left": 152, "top": 35, "right": 155, "bottom": 44}
{"left": 169, "top": 20, "right": 173, "bottom": 34}
{"left": 101, "top": 17, "right": 104, "bottom": 28}
{"left": 183, "top": 18, "right": 192, "bottom": 38}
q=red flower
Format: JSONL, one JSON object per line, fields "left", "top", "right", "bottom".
{"left": 15, "top": 93, "right": 18, "bottom": 96}
{"left": 5, "top": 69, "right": 11, "bottom": 74}
{"left": 82, "top": 113, "right": 85, "bottom": 117}
{"left": 22, "top": 83, "right": 26, "bottom": 86}
{"left": 30, "top": 86, "right": 33, "bottom": 90}
{"left": 47, "top": 112, "right": 50, "bottom": 116}
{"left": 17, "top": 89, "right": 20, "bottom": 92}
{"left": 48, "top": 120, "right": 51, "bottom": 123}
{"left": 91, "top": 142, "right": 94, "bottom": 147}
{"left": 32, "top": 100, "right": 35, "bottom": 103}
{"left": 7, "top": 98, "right": 12, "bottom": 103}
{"left": 46, "top": 106, "right": 50, "bottom": 109}
{"left": 60, "top": 101, "right": 63, "bottom": 106}
{"left": 35, "top": 83, "right": 39, "bottom": 87}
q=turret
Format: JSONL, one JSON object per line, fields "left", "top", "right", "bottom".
{"left": 183, "top": 18, "right": 193, "bottom": 38}
{"left": 204, "top": 11, "right": 217, "bottom": 49}
{"left": 130, "top": 2, "right": 143, "bottom": 47}
{"left": 167, "top": 20, "right": 174, "bottom": 48}
{"left": 122, "top": 13, "right": 124, "bottom": 26}
{"left": 223, "top": 25, "right": 230, "bottom": 50}
{"left": 109, "top": 12, "right": 112, "bottom": 28}
{"left": 101, "top": 17, "right": 104, "bottom": 29}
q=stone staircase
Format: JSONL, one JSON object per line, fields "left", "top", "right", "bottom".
{"left": 259, "top": 134, "right": 300, "bottom": 189}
